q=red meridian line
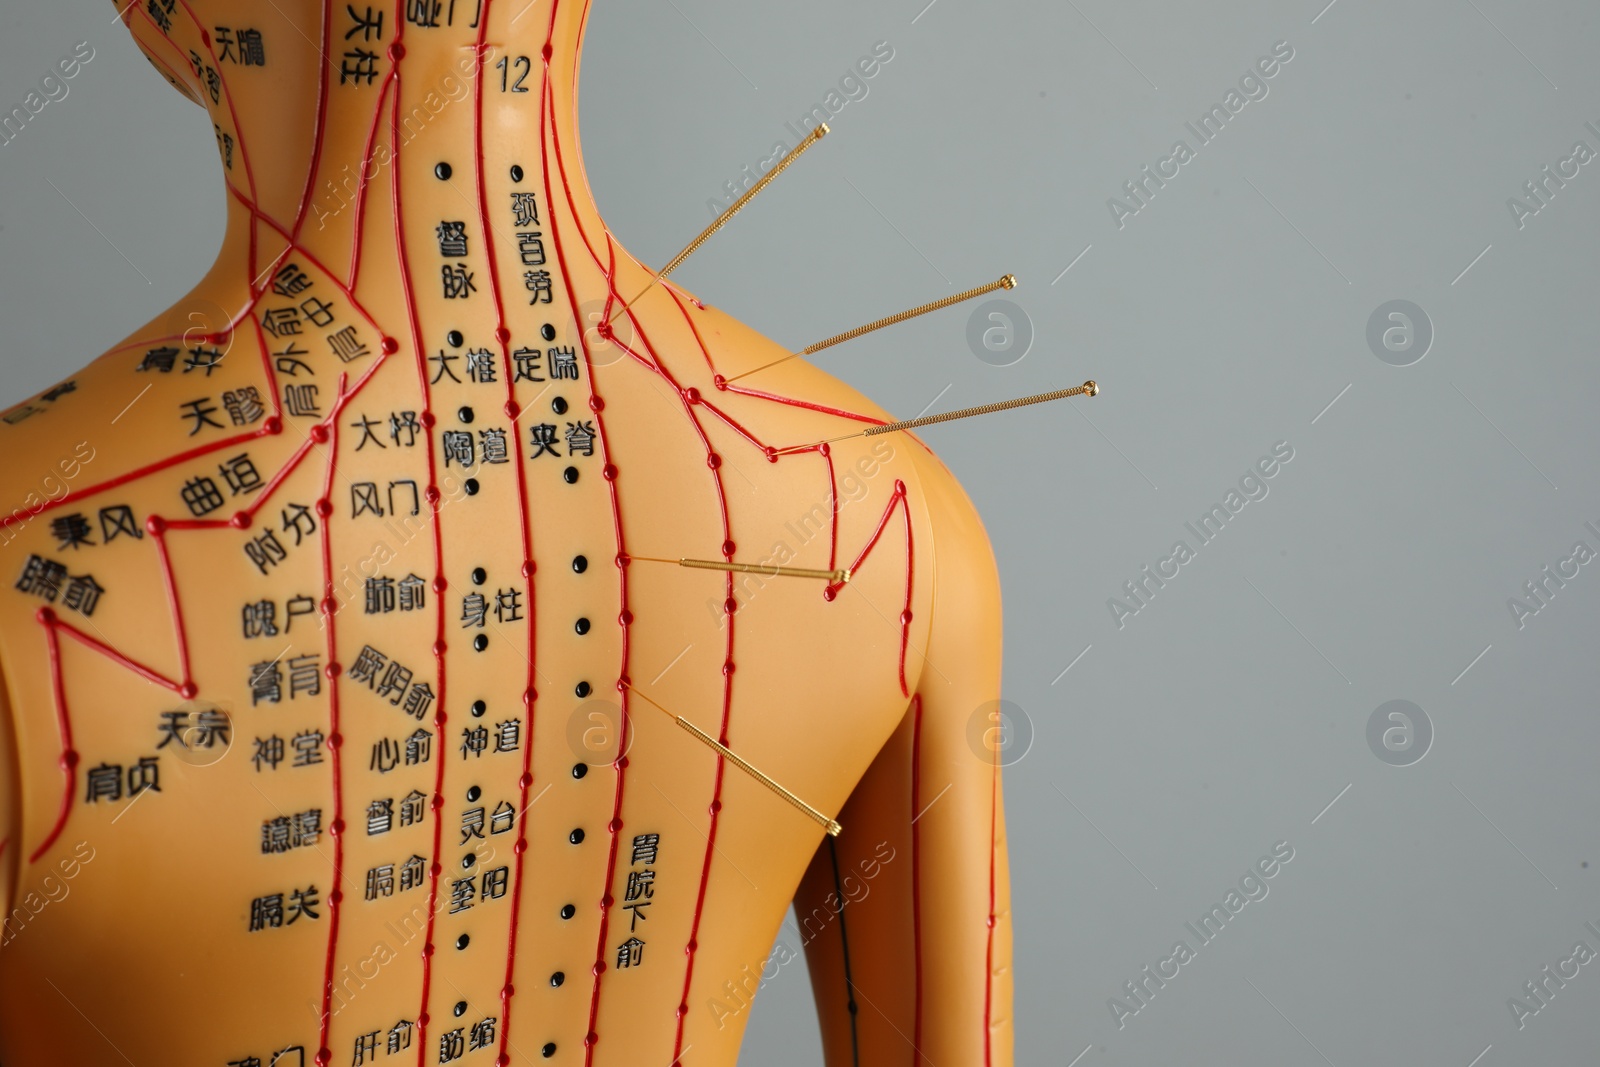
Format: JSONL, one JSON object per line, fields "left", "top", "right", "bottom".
{"left": 542, "top": 63, "right": 606, "bottom": 273}
{"left": 245, "top": 437, "right": 318, "bottom": 517}
{"left": 163, "top": 0, "right": 265, "bottom": 220}
{"left": 314, "top": 374, "right": 349, "bottom": 1067}
{"left": 718, "top": 380, "right": 887, "bottom": 427}
{"left": 897, "top": 487, "right": 914, "bottom": 697}
{"left": 667, "top": 286, "right": 718, "bottom": 374}
{"left": 241, "top": 353, "right": 387, "bottom": 519}
{"left": 249, "top": 244, "right": 299, "bottom": 303}
{"left": 467, "top": 3, "right": 543, "bottom": 1057}
{"left": 545, "top": 2, "right": 917, "bottom": 1049}
{"left": 543, "top": 72, "right": 750, "bottom": 1061}
{"left": 826, "top": 480, "right": 913, "bottom": 695}
{"left": 385, "top": 58, "right": 452, "bottom": 1067}
{"left": 0, "top": 426, "right": 263, "bottom": 533}
{"left": 27, "top": 620, "right": 73, "bottom": 864}
{"left": 833, "top": 480, "right": 905, "bottom": 588}
{"left": 234, "top": 190, "right": 389, "bottom": 336}
{"left": 292, "top": 0, "right": 336, "bottom": 239}
{"left": 123, "top": 8, "right": 289, "bottom": 302}
{"left": 540, "top": 9, "right": 636, "bottom": 1057}
{"left": 560, "top": 196, "right": 755, "bottom": 1067}
{"left": 823, "top": 445, "right": 839, "bottom": 572}
{"left": 691, "top": 396, "right": 776, "bottom": 454}
{"left": 248, "top": 311, "right": 286, "bottom": 420}
{"left": 95, "top": 243, "right": 296, "bottom": 364}
{"left": 347, "top": 70, "right": 398, "bottom": 289}
{"left": 130, "top": 351, "right": 383, "bottom": 534}
{"left": 51, "top": 621, "right": 184, "bottom": 692}
{"left": 160, "top": 517, "right": 232, "bottom": 532}
{"left": 644, "top": 315, "right": 738, "bottom": 1067}
{"left": 593, "top": 317, "right": 666, "bottom": 376}
{"left": 153, "top": 516, "right": 193, "bottom": 689}
{"left": 910, "top": 693, "right": 925, "bottom": 1054}
{"left": 983, "top": 732, "right": 999, "bottom": 1067}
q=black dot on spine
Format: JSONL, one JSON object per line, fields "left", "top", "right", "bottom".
{"left": 458, "top": 406, "right": 474, "bottom": 424}
{"left": 569, "top": 828, "right": 585, "bottom": 844}
{"left": 454, "top": 1001, "right": 467, "bottom": 1017}
{"left": 574, "top": 618, "right": 590, "bottom": 636}
{"left": 435, "top": 162, "right": 452, "bottom": 180}
{"left": 563, "top": 467, "right": 579, "bottom": 484}
{"left": 471, "top": 568, "right": 487, "bottom": 585}
{"left": 447, "top": 330, "right": 464, "bottom": 347}
{"left": 541, "top": 323, "right": 556, "bottom": 342}
{"left": 466, "top": 785, "right": 481, "bottom": 802}
{"left": 510, "top": 164, "right": 525, "bottom": 183}
{"left": 560, "top": 904, "right": 576, "bottom": 920}
{"left": 552, "top": 396, "right": 568, "bottom": 415}
{"left": 575, "top": 681, "right": 591, "bottom": 698}
{"left": 471, "top": 700, "right": 487, "bottom": 718}
{"left": 572, "top": 762, "right": 588, "bottom": 779}
{"left": 571, "top": 555, "right": 588, "bottom": 574}
{"left": 464, "top": 479, "right": 480, "bottom": 496}
{"left": 542, "top": 1043, "right": 557, "bottom": 1058}
{"left": 456, "top": 935, "right": 471, "bottom": 950}
{"left": 462, "top": 854, "right": 476, "bottom": 869}
{"left": 474, "top": 634, "right": 489, "bottom": 652}
{"left": 549, "top": 971, "right": 565, "bottom": 988}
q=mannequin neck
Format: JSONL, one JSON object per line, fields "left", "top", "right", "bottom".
{"left": 130, "top": 0, "right": 596, "bottom": 285}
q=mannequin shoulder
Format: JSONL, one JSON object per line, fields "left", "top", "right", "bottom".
{"left": 0, "top": 309, "right": 267, "bottom": 532}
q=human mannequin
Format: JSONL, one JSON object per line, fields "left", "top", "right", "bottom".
{"left": 0, "top": 2, "right": 1012, "bottom": 1065}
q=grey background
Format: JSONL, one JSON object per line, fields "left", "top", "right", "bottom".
{"left": 3, "top": 1, "right": 1598, "bottom": 1064}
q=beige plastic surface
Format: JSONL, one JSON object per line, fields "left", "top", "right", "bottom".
{"left": 0, "top": 2, "right": 1013, "bottom": 1064}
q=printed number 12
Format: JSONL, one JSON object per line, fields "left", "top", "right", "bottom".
{"left": 497, "top": 56, "right": 530, "bottom": 93}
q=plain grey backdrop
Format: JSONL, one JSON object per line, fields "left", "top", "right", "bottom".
{"left": 3, "top": 1, "right": 1599, "bottom": 1064}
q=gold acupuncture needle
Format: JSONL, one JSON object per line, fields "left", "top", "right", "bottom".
{"left": 630, "top": 555, "right": 850, "bottom": 584}
{"left": 723, "top": 274, "right": 1019, "bottom": 384}
{"left": 605, "top": 124, "right": 830, "bottom": 327}
{"left": 772, "top": 380, "right": 1100, "bottom": 456}
{"left": 622, "top": 681, "right": 844, "bottom": 837}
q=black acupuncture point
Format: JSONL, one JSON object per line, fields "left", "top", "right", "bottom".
{"left": 466, "top": 785, "right": 481, "bottom": 802}
{"left": 541, "top": 323, "right": 557, "bottom": 342}
{"left": 447, "top": 329, "right": 464, "bottom": 347}
{"left": 471, "top": 567, "right": 487, "bottom": 585}
{"left": 569, "top": 828, "right": 585, "bottom": 844}
{"left": 464, "top": 479, "right": 480, "bottom": 496}
{"left": 572, "top": 762, "right": 588, "bottom": 779}
{"left": 574, "top": 618, "right": 590, "bottom": 636}
{"left": 571, "top": 555, "right": 587, "bottom": 574}
{"left": 560, "top": 904, "right": 576, "bottom": 920}
{"left": 454, "top": 1001, "right": 467, "bottom": 1018}
{"left": 456, "top": 934, "right": 470, "bottom": 950}
{"left": 542, "top": 1043, "right": 557, "bottom": 1058}
{"left": 458, "top": 406, "right": 474, "bottom": 424}
{"left": 435, "top": 162, "right": 452, "bottom": 180}
{"left": 552, "top": 396, "right": 568, "bottom": 415}
{"left": 471, "top": 700, "right": 487, "bottom": 718}
{"left": 549, "top": 971, "right": 565, "bottom": 988}
{"left": 473, "top": 634, "right": 489, "bottom": 652}
{"left": 510, "top": 164, "right": 524, "bottom": 183}
{"left": 563, "top": 467, "right": 579, "bottom": 484}
{"left": 575, "top": 681, "right": 591, "bottom": 698}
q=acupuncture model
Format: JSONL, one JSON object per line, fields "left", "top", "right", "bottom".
{"left": 0, "top": 2, "right": 1091, "bottom": 1064}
